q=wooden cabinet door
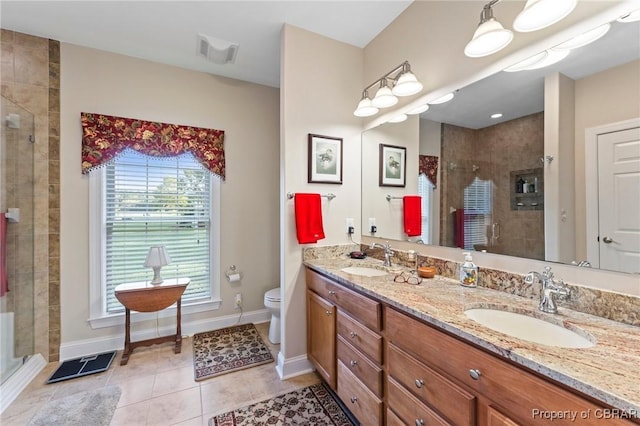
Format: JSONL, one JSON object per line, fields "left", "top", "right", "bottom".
{"left": 307, "top": 289, "right": 336, "bottom": 389}
{"left": 487, "top": 405, "right": 521, "bottom": 426}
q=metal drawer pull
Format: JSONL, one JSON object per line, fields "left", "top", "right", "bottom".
{"left": 328, "top": 290, "right": 336, "bottom": 295}
{"left": 469, "top": 369, "right": 482, "bottom": 380}
{"left": 350, "top": 360, "right": 358, "bottom": 367}
{"left": 415, "top": 419, "right": 424, "bottom": 426}
{"left": 350, "top": 396, "right": 358, "bottom": 403}
{"left": 349, "top": 331, "right": 358, "bottom": 338}
{"left": 415, "top": 379, "right": 424, "bottom": 388}
{"left": 325, "top": 310, "right": 332, "bottom": 316}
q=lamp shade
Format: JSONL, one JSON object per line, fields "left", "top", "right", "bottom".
{"left": 354, "top": 95, "right": 379, "bottom": 117}
{"left": 513, "top": 0, "right": 577, "bottom": 33}
{"left": 371, "top": 81, "right": 398, "bottom": 108}
{"left": 464, "top": 18, "right": 513, "bottom": 58}
{"left": 618, "top": 9, "right": 640, "bottom": 23}
{"left": 392, "top": 72, "right": 423, "bottom": 96}
{"left": 552, "top": 24, "right": 610, "bottom": 51}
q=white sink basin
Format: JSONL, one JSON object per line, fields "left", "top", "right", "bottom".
{"left": 464, "top": 308, "right": 595, "bottom": 348}
{"left": 340, "top": 266, "right": 387, "bottom": 277}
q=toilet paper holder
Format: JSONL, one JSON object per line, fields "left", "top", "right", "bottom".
{"left": 225, "top": 265, "right": 242, "bottom": 283}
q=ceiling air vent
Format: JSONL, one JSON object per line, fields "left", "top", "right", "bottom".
{"left": 197, "top": 33, "right": 239, "bottom": 65}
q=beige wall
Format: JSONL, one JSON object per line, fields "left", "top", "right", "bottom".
{"left": 280, "top": 25, "right": 362, "bottom": 376}
{"left": 574, "top": 59, "right": 640, "bottom": 260}
{"left": 60, "top": 44, "right": 279, "bottom": 344}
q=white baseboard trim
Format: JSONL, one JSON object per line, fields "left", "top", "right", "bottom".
{"left": 60, "top": 309, "right": 270, "bottom": 360}
{"left": 0, "top": 354, "right": 46, "bottom": 414}
{"left": 275, "top": 351, "right": 314, "bottom": 380}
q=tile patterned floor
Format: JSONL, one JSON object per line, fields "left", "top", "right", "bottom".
{"left": 0, "top": 322, "right": 320, "bottom": 425}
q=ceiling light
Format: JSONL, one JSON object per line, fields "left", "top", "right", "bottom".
{"left": 464, "top": 4, "right": 513, "bottom": 57}
{"left": 197, "top": 33, "right": 239, "bottom": 64}
{"left": 371, "top": 79, "right": 398, "bottom": 108}
{"left": 353, "top": 90, "right": 379, "bottom": 117}
{"left": 430, "top": 92, "right": 455, "bottom": 105}
{"left": 407, "top": 104, "right": 429, "bottom": 115}
{"left": 392, "top": 64, "right": 423, "bottom": 96}
{"left": 513, "top": 0, "right": 577, "bottom": 33}
{"left": 553, "top": 24, "right": 610, "bottom": 51}
{"left": 389, "top": 114, "right": 408, "bottom": 123}
{"left": 354, "top": 61, "right": 422, "bottom": 116}
{"left": 491, "top": 113, "right": 503, "bottom": 119}
{"left": 504, "top": 51, "right": 548, "bottom": 72}
{"left": 618, "top": 9, "right": 640, "bottom": 23}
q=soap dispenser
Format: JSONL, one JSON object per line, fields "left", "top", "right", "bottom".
{"left": 460, "top": 252, "right": 478, "bottom": 288}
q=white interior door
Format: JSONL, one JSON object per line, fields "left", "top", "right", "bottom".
{"left": 597, "top": 126, "right": 640, "bottom": 273}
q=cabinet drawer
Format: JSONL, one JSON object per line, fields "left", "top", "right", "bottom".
{"left": 337, "top": 310, "right": 383, "bottom": 364}
{"left": 337, "top": 335, "right": 383, "bottom": 397}
{"left": 387, "top": 408, "right": 404, "bottom": 426}
{"left": 385, "top": 307, "right": 633, "bottom": 426}
{"left": 306, "top": 268, "right": 381, "bottom": 330}
{"left": 337, "top": 361, "right": 383, "bottom": 426}
{"left": 387, "top": 376, "right": 450, "bottom": 426}
{"left": 388, "top": 343, "right": 475, "bottom": 426}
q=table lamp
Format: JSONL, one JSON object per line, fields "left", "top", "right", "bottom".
{"left": 144, "top": 245, "right": 171, "bottom": 284}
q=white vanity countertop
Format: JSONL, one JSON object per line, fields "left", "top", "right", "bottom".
{"left": 304, "top": 257, "right": 640, "bottom": 415}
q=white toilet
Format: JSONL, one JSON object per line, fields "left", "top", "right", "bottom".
{"left": 264, "top": 287, "right": 281, "bottom": 344}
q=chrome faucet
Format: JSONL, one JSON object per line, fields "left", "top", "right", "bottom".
{"left": 525, "top": 266, "right": 570, "bottom": 314}
{"left": 369, "top": 241, "right": 395, "bottom": 267}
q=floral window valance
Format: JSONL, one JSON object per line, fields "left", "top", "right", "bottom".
{"left": 419, "top": 155, "right": 439, "bottom": 188}
{"left": 81, "top": 112, "right": 225, "bottom": 180}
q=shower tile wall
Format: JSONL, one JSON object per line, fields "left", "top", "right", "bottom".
{"left": 440, "top": 112, "right": 544, "bottom": 260}
{"left": 0, "top": 30, "right": 60, "bottom": 362}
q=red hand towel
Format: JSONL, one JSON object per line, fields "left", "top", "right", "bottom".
{"left": 0, "top": 213, "right": 8, "bottom": 297}
{"left": 403, "top": 195, "right": 422, "bottom": 237}
{"left": 294, "top": 193, "right": 326, "bottom": 244}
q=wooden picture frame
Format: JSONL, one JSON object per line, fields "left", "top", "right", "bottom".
{"left": 379, "top": 144, "right": 406, "bottom": 187}
{"left": 308, "top": 134, "right": 343, "bottom": 184}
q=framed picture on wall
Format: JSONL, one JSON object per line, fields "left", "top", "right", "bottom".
{"left": 308, "top": 133, "right": 343, "bottom": 184}
{"left": 379, "top": 144, "right": 406, "bottom": 187}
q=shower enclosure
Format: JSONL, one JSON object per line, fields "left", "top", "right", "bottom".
{"left": 0, "top": 96, "right": 35, "bottom": 386}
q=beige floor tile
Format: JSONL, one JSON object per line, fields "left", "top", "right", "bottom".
{"left": 151, "top": 365, "right": 198, "bottom": 397}
{"left": 146, "top": 386, "right": 202, "bottom": 426}
{"left": 110, "top": 399, "right": 150, "bottom": 426}
{"left": 116, "top": 374, "right": 155, "bottom": 407}
{"left": 200, "top": 374, "right": 254, "bottom": 418}
{"left": 171, "top": 415, "right": 204, "bottom": 426}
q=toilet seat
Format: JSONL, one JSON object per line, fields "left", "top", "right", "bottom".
{"left": 265, "top": 288, "right": 280, "bottom": 302}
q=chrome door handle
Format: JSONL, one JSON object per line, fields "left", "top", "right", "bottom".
{"left": 349, "top": 331, "right": 358, "bottom": 338}
{"left": 350, "top": 396, "right": 358, "bottom": 404}
{"left": 469, "top": 369, "right": 482, "bottom": 380}
{"left": 602, "top": 236, "right": 613, "bottom": 244}
{"left": 415, "top": 420, "right": 424, "bottom": 426}
{"left": 328, "top": 290, "right": 336, "bottom": 295}
{"left": 350, "top": 360, "right": 358, "bottom": 367}
{"left": 415, "top": 379, "right": 424, "bottom": 388}
{"left": 325, "top": 310, "right": 332, "bottom": 316}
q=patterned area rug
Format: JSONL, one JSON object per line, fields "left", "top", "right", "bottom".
{"left": 209, "top": 383, "right": 355, "bottom": 425}
{"left": 193, "top": 323, "right": 274, "bottom": 381}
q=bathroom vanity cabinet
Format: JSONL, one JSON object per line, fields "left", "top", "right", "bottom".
{"left": 305, "top": 267, "right": 637, "bottom": 426}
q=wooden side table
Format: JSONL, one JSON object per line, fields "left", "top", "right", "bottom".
{"left": 114, "top": 277, "right": 190, "bottom": 365}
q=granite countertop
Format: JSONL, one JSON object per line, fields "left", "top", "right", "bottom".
{"left": 304, "top": 255, "right": 640, "bottom": 415}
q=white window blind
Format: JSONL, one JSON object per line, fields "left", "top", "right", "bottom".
{"left": 418, "top": 174, "right": 434, "bottom": 244}
{"left": 104, "top": 150, "right": 211, "bottom": 313}
{"left": 463, "top": 177, "right": 492, "bottom": 251}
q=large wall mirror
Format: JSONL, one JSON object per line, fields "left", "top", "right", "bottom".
{"left": 361, "top": 17, "right": 640, "bottom": 275}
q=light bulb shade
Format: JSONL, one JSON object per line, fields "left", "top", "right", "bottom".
{"left": 504, "top": 51, "right": 548, "bottom": 72}
{"left": 464, "top": 18, "right": 514, "bottom": 58}
{"left": 552, "top": 24, "right": 610, "bottom": 51}
{"left": 144, "top": 245, "right": 171, "bottom": 268}
{"left": 388, "top": 114, "right": 408, "bottom": 123}
{"left": 430, "top": 92, "right": 455, "bottom": 105}
{"left": 513, "top": 0, "right": 577, "bottom": 33}
{"left": 618, "top": 9, "right": 640, "bottom": 23}
{"left": 371, "top": 84, "right": 398, "bottom": 108}
{"left": 354, "top": 96, "right": 379, "bottom": 117}
{"left": 407, "top": 104, "right": 429, "bottom": 115}
{"left": 392, "top": 72, "right": 423, "bottom": 96}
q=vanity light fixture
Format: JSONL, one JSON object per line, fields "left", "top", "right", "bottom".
{"left": 353, "top": 61, "right": 423, "bottom": 117}
{"left": 406, "top": 104, "right": 429, "bottom": 115}
{"left": 513, "top": 0, "right": 577, "bottom": 33}
{"left": 430, "top": 92, "right": 455, "bottom": 105}
{"left": 465, "top": 0, "right": 577, "bottom": 58}
{"left": 388, "top": 114, "right": 408, "bottom": 123}
{"left": 552, "top": 23, "right": 610, "bottom": 51}
{"left": 618, "top": 9, "right": 640, "bottom": 23}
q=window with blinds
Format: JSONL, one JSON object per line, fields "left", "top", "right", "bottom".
{"left": 104, "top": 150, "right": 211, "bottom": 313}
{"left": 463, "top": 177, "right": 492, "bottom": 251}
